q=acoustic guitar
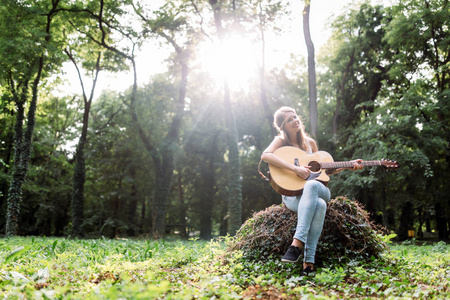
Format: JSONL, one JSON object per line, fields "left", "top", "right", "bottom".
{"left": 264, "top": 146, "right": 399, "bottom": 196}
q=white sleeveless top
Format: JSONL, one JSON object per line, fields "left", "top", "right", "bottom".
{"left": 305, "top": 139, "right": 313, "bottom": 154}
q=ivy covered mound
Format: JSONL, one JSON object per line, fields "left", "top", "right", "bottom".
{"left": 229, "top": 196, "right": 387, "bottom": 265}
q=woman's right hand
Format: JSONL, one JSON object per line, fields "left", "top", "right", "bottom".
{"left": 294, "top": 165, "right": 311, "bottom": 180}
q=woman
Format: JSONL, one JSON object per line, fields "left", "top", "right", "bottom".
{"left": 261, "top": 106, "right": 363, "bottom": 275}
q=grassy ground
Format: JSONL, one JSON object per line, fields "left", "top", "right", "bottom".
{"left": 0, "top": 236, "right": 448, "bottom": 299}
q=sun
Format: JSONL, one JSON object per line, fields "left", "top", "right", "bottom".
{"left": 198, "top": 34, "right": 259, "bottom": 90}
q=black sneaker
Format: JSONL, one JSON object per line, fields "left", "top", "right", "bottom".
{"left": 302, "top": 265, "right": 315, "bottom": 276}
{"left": 281, "top": 245, "right": 301, "bottom": 263}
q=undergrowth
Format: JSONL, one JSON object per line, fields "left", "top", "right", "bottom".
{"left": 0, "top": 236, "right": 448, "bottom": 299}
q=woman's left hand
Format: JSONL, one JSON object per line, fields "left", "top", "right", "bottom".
{"left": 349, "top": 159, "right": 363, "bottom": 171}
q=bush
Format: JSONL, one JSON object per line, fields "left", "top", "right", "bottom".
{"left": 228, "top": 196, "right": 387, "bottom": 265}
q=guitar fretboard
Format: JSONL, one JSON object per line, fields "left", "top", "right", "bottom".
{"left": 321, "top": 161, "right": 382, "bottom": 169}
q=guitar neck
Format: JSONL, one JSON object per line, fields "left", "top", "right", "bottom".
{"left": 321, "top": 161, "right": 382, "bottom": 169}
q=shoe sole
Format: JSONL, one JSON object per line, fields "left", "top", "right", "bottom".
{"left": 281, "top": 258, "right": 300, "bottom": 263}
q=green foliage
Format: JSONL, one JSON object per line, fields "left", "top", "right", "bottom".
{"left": 315, "top": 266, "right": 346, "bottom": 287}
{"left": 0, "top": 0, "right": 448, "bottom": 244}
{"left": 0, "top": 237, "right": 448, "bottom": 299}
{"left": 82, "top": 91, "right": 150, "bottom": 237}
{"left": 319, "top": 0, "right": 450, "bottom": 241}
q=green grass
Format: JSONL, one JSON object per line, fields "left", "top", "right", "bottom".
{"left": 0, "top": 236, "right": 448, "bottom": 299}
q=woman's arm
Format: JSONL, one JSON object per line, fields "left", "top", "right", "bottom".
{"left": 261, "top": 137, "right": 311, "bottom": 180}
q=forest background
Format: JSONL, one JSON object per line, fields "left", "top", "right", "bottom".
{"left": 0, "top": 0, "right": 448, "bottom": 242}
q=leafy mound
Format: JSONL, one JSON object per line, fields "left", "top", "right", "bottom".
{"left": 228, "top": 196, "right": 387, "bottom": 265}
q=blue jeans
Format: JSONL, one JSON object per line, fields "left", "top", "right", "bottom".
{"left": 282, "top": 180, "right": 331, "bottom": 264}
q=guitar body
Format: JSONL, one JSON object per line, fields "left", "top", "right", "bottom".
{"left": 268, "top": 147, "right": 333, "bottom": 196}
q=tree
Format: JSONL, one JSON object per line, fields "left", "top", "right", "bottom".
{"left": 383, "top": 0, "right": 450, "bottom": 239}
{"left": 323, "top": 0, "right": 449, "bottom": 240}
{"left": 64, "top": 49, "right": 102, "bottom": 237}
{"left": 0, "top": 85, "right": 16, "bottom": 220}
{"left": 242, "top": 0, "right": 287, "bottom": 136}
{"left": 9, "top": 92, "right": 78, "bottom": 236}
{"left": 76, "top": 0, "right": 199, "bottom": 239}
{"left": 81, "top": 90, "right": 146, "bottom": 238}
{"left": 62, "top": 4, "right": 127, "bottom": 237}
{"left": 183, "top": 107, "right": 224, "bottom": 239}
{"left": 323, "top": 2, "right": 388, "bottom": 142}
{"left": 133, "top": 0, "right": 196, "bottom": 238}
{"left": 208, "top": 0, "right": 243, "bottom": 236}
{"left": 302, "top": 0, "right": 318, "bottom": 138}
{"left": 1, "top": 0, "right": 64, "bottom": 236}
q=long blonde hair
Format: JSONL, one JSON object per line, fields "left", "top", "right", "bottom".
{"left": 273, "top": 106, "right": 310, "bottom": 150}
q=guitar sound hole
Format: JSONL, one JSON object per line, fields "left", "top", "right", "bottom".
{"left": 308, "top": 161, "right": 321, "bottom": 172}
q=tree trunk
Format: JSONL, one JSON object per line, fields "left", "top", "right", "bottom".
{"left": 68, "top": 51, "right": 101, "bottom": 238}
{"left": 224, "top": 80, "right": 243, "bottom": 235}
{"left": 140, "top": 195, "right": 146, "bottom": 233}
{"left": 112, "top": 175, "right": 122, "bottom": 238}
{"left": 151, "top": 156, "right": 173, "bottom": 238}
{"left": 398, "top": 201, "right": 414, "bottom": 240}
{"left": 5, "top": 1, "right": 61, "bottom": 237}
{"left": 219, "top": 196, "right": 228, "bottom": 236}
{"left": 302, "top": 1, "right": 317, "bottom": 138}
{"left": 257, "top": 24, "right": 276, "bottom": 137}
{"left": 209, "top": 0, "right": 243, "bottom": 236}
{"left": 6, "top": 62, "right": 41, "bottom": 237}
{"left": 128, "top": 0, "right": 191, "bottom": 238}
{"left": 435, "top": 202, "right": 448, "bottom": 240}
{"left": 0, "top": 113, "right": 15, "bottom": 214}
{"left": 259, "top": 68, "right": 276, "bottom": 137}
{"left": 70, "top": 111, "right": 89, "bottom": 238}
{"left": 417, "top": 206, "right": 424, "bottom": 238}
{"left": 199, "top": 134, "right": 219, "bottom": 240}
{"left": 70, "top": 143, "right": 86, "bottom": 237}
{"left": 54, "top": 199, "right": 70, "bottom": 236}
{"left": 151, "top": 62, "right": 188, "bottom": 238}
{"left": 127, "top": 168, "right": 138, "bottom": 236}
{"left": 176, "top": 172, "right": 187, "bottom": 238}
{"left": 5, "top": 92, "right": 27, "bottom": 237}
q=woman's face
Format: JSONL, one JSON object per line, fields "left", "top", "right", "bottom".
{"left": 282, "top": 112, "right": 301, "bottom": 134}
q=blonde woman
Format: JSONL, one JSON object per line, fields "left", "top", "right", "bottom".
{"left": 261, "top": 106, "right": 363, "bottom": 275}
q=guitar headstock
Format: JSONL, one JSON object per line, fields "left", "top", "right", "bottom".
{"left": 381, "top": 159, "right": 399, "bottom": 171}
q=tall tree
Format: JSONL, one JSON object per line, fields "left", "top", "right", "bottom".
{"left": 208, "top": 0, "right": 243, "bottom": 235}
{"left": 133, "top": 0, "right": 195, "bottom": 238}
{"left": 17, "top": 93, "right": 78, "bottom": 236}
{"left": 61, "top": 0, "right": 129, "bottom": 237}
{"left": 302, "top": 0, "right": 317, "bottom": 138}
{"left": 81, "top": 0, "right": 193, "bottom": 238}
{"left": 1, "top": 0, "right": 64, "bottom": 236}
{"left": 65, "top": 49, "right": 102, "bottom": 237}
{"left": 0, "top": 85, "right": 15, "bottom": 218}
{"left": 244, "top": 0, "right": 286, "bottom": 136}
{"left": 184, "top": 123, "right": 222, "bottom": 240}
